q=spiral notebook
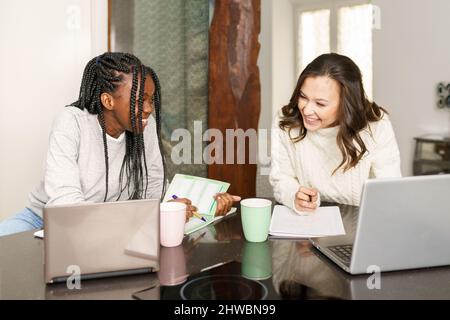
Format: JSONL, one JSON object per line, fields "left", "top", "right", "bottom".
{"left": 163, "top": 174, "right": 235, "bottom": 235}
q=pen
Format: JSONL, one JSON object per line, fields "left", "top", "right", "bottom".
{"left": 192, "top": 212, "right": 207, "bottom": 222}
{"left": 305, "top": 184, "right": 314, "bottom": 203}
{"left": 171, "top": 194, "right": 207, "bottom": 222}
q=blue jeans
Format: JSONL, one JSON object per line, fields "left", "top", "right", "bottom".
{"left": 0, "top": 208, "right": 43, "bottom": 237}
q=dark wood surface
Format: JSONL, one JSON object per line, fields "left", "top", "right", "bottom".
{"left": 208, "top": 0, "right": 261, "bottom": 198}
{"left": 1, "top": 203, "right": 450, "bottom": 299}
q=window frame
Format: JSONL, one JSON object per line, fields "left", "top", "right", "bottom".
{"left": 291, "top": 0, "right": 371, "bottom": 77}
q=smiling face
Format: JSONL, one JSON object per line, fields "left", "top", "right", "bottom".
{"left": 297, "top": 76, "right": 341, "bottom": 131}
{"left": 100, "top": 72, "right": 155, "bottom": 138}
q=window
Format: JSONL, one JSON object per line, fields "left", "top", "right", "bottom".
{"left": 298, "top": 9, "right": 330, "bottom": 75}
{"left": 295, "top": 0, "right": 374, "bottom": 99}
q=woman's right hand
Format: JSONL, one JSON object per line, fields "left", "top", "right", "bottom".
{"left": 294, "top": 187, "right": 319, "bottom": 213}
{"left": 168, "top": 198, "right": 196, "bottom": 221}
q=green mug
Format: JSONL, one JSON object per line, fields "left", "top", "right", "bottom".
{"left": 240, "top": 198, "right": 272, "bottom": 242}
{"left": 241, "top": 241, "right": 272, "bottom": 280}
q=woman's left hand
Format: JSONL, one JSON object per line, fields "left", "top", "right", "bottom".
{"left": 214, "top": 193, "right": 241, "bottom": 216}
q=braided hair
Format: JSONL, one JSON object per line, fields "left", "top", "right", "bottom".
{"left": 71, "top": 52, "right": 166, "bottom": 201}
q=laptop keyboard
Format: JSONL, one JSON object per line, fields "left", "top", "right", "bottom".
{"left": 328, "top": 245, "right": 353, "bottom": 264}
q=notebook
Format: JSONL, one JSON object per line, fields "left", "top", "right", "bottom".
{"left": 269, "top": 205, "right": 346, "bottom": 238}
{"left": 163, "top": 174, "right": 235, "bottom": 235}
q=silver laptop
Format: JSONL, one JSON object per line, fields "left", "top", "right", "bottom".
{"left": 44, "top": 199, "right": 160, "bottom": 284}
{"left": 310, "top": 174, "right": 450, "bottom": 275}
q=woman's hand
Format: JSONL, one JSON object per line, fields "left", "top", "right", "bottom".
{"left": 214, "top": 193, "right": 241, "bottom": 216}
{"left": 168, "top": 198, "right": 197, "bottom": 221}
{"left": 294, "top": 187, "right": 319, "bottom": 213}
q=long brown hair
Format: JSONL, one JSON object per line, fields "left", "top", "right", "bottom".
{"left": 279, "top": 53, "right": 386, "bottom": 174}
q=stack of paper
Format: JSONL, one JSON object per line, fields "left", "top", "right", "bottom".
{"left": 269, "top": 205, "right": 346, "bottom": 238}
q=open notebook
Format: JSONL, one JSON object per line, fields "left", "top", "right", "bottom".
{"left": 269, "top": 205, "right": 345, "bottom": 238}
{"left": 163, "top": 174, "right": 236, "bottom": 235}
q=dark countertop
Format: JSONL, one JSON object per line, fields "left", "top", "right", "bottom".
{"left": 1, "top": 203, "right": 450, "bottom": 300}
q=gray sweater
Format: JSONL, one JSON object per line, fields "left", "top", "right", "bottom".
{"left": 28, "top": 107, "right": 164, "bottom": 217}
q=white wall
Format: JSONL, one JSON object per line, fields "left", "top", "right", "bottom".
{"left": 372, "top": 0, "right": 450, "bottom": 176}
{"left": 256, "top": 0, "right": 273, "bottom": 197}
{"left": 271, "top": 0, "right": 296, "bottom": 117}
{"left": 0, "top": 0, "right": 107, "bottom": 220}
{"left": 257, "top": 0, "right": 296, "bottom": 197}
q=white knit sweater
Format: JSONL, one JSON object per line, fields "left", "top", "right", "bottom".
{"left": 269, "top": 112, "right": 401, "bottom": 209}
{"left": 28, "top": 107, "right": 164, "bottom": 217}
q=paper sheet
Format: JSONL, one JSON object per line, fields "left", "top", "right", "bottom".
{"left": 269, "top": 205, "right": 345, "bottom": 238}
{"left": 34, "top": 229, "right": 44, "bottom": 238}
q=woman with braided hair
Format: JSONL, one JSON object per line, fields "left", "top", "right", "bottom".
{"left": 0, "top": 52, "right": 239, "bottom": 236}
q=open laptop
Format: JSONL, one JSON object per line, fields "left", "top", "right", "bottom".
{"left": 310, "top": 174, "right": 450, "bottom": 275}
{"left": 44, "top": 199, "right": 160, "bottom": 284}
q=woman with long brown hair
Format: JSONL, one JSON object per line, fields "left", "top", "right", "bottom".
{"left": 269, "top": 53, "right": 401, "bottom": 213}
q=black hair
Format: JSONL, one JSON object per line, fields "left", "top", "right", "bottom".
{"left": 71, "top": 52, "right": 166, "bottom": 201}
